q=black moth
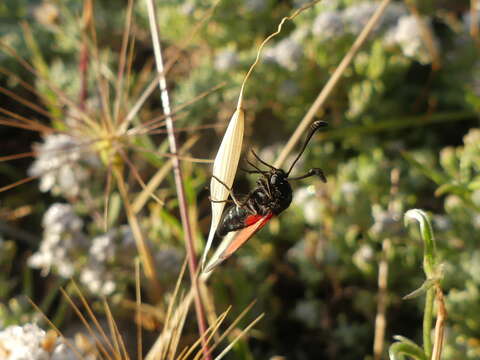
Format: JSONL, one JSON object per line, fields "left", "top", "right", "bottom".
{"left": 209, "top": 120, "right": 328, "bottom": 267}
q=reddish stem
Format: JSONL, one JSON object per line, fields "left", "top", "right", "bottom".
{"left": 79, "top": 41, "right": 89, "bottom": 110}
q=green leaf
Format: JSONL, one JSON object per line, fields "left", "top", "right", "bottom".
{"left": 404, "top": 209, "right": 436, "bottom": 277}
{"left": 389, "top": 336, "right": 427, "bottom": 360}
{"left": 434, "top": 183, "right": 469, "bottom": 197}
{"left": 402, "top": 152, "right": 447, "bottom": 186}
{"left": 402, "top": 278, "right": 435, "bottom": 300}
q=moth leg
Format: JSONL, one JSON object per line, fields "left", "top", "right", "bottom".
{"left": 208, "top": 197, "right": 234, "bottom": 204}
{"left": 258, "top": 176, "right": 273, "bottom": 198}
{"left": 211, "top": 175, "right": 243, "bottom": 207}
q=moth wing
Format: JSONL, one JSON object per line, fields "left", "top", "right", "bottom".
{"left": 224, "top": 213, "right": 272, "bottom": 258}
{"left": 205, "top": 213, "right": 273, "bottom": 273}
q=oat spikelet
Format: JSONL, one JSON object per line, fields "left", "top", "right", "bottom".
{"left": 202, "top": 106, "right": 244, "bottom": 268}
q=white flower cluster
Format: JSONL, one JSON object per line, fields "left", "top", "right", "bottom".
{"left": 269, "top": 1, "right": 434, "bottom": 71}
{"left": 343, "top": 2, "right": 378, "bottom": 34}
{"left": 293, "top": 186, "right": 322, "bottom": 226}
{"left": 384, "top": 15, "right": 437, "bottom": 64}
{"left": 80, "top": 227, "right": 182, "bottom": 294}
{"left": 264, "top": 28, "right": 307, "bottom": 71}
{"left": 28, "top": 203, "right": 86, "bottom": 278}
{"left": 313, "top": 10, "right": 344, "bottom": 40}
{"left": 28, "top": 134, "right": 95, "bottom": 198}
{"left": 0, "top": 324, "right": 76, "bottom": 360}
{"left": 312, "top": 2, "right": 438, "bottom": 63}
{"left": 80, "top": 226, "right": 135, "bottom": 296}
{"left": 313, "top": 2, "right": 407, "bottom": 40}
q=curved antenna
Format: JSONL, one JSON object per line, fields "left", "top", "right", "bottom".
{"left": 286, "top": 121, "right": 328, "bottom": 176}
{"left": 251, "top": 149, "right": 276, "bottom": 170}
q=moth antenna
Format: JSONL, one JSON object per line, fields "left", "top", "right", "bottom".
{"left": 286, "top": 121, "right": 328, "bottom": 176}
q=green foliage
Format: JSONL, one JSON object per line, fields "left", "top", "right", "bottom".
{"left": 1, "top": 0, "right": 480, "bottom": 359}
{"left": 389, "top": 209, "right": 443, "bottom": 360}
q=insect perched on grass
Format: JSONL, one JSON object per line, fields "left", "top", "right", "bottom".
{"left": 208, "top": 120, "right": 328, "bottom": 269}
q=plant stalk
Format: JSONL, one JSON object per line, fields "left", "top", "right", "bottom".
{"left": 423, "top": 286, "right": 434, "bottom": 358}
{"left": 432, "top": 284, "right": 446, "bottom": 360}
{"left": 275, "top": 0, "right": 392, "bottom": 168}
{"left": 113, "top": 165, "right": 162, "bottom": 300}
{"left": 145, "top": 1, "right": 211, "bottom": 358}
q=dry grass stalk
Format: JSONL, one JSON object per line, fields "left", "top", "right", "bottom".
{"left": 274, "top": 0, "right": 393, "bottom": 168}
{"left": 26, "top": 297, "right": 84, "bottom": 360}
{"left": 132, "top": 136, "right": 199, "bottom": 213}
{"left": 373, "top": 239, "right": 391, "bottom": 360}
{"left": 144, "top": 0, "right": 211, "bottom": 357}
{"left": 471, "top": 0, "right": 479, "bottom": 44}
{"left": 431, "top": 284, "right": 447, "bottom": 360}
{"left": 212, "top": 312, "right": 265, "bottom": 360}
{"left": 135, "top": 260, "right": 143, "bottom": 360}
{"left": 374, "top": 168, "right": 400, "bottom": 359}
{"left": 104, "top": 299, "right": 130, "bottom": 359}
{"left": 146, "top": 260, "right": 188, "bottom": 359}
{"left": 113, "top": 165, "right": 162, "bottom": 299}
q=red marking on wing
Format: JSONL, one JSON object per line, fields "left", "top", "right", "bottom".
{"left": 245, "top": 214, "right": 264, "bottom": 226}
{"left": 221, "top": 212, "right": 273, "bottom": 261}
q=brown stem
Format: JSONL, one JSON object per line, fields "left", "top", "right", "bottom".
{"left": 373, "top": 239, "right": 390, "bottom": 360}
{"left": 471, "top": 0, "right": 479, "bottom": 46}
{"left": 373, "top": 169, "right": 398, "bottom": 359}
{"left": 79, "top": 42, "right": 89, "bottom": 110}
{"left": 79, "top": 0, "right": 92, "bottom": 109}
{"left": 432, "top": 284, "right": 447, "bottom": 360}
{"left": 113, "top": 165, "right": 163, "bottom": 301}
{"left": 145, "top": 0, "right": 211, "bottom": 358}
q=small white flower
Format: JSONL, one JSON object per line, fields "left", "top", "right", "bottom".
{"left": 294, "top": 186, "right": 322, "bottom": 225}
{"left": 355, "top": 244, "right": 375, "bottom": 262}
{"left": 214, "top": 49, "right": 238, "bottom": 71}
{"left": 293, "top": 300, "right": 320, "bottom": 328}
{"left": 265, "top": 33, "right": 304, "bottom": 71}
{"left": 343, "top": 2, "right": 377, "bottom": 34}
{"left": 28, "top": 203, "right": 86, "bottom": 277}
{"left": 80, "top": 262, "right": 116, "bottom": 296}
{"left": 313, "top": 10, "right": 344, "bottom": 40}
{"left": 0, "top": 324, "right": 76, "bottom": 360}
{"left": 80, "top": 226, "right": 135, "bottom": 296}
{"left": 29, "top": 134, "right": 99, "bottom": 198}
{"left": 384, "top": 15, "right": 437, "bottom": 64}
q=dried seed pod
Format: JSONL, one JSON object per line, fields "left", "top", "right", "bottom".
{"left": 201, "top": 107, "right": 245, "bottom": 268}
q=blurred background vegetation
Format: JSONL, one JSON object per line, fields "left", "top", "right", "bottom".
{"left": 0, "top": 0, "right": 479, "bottom": 359}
